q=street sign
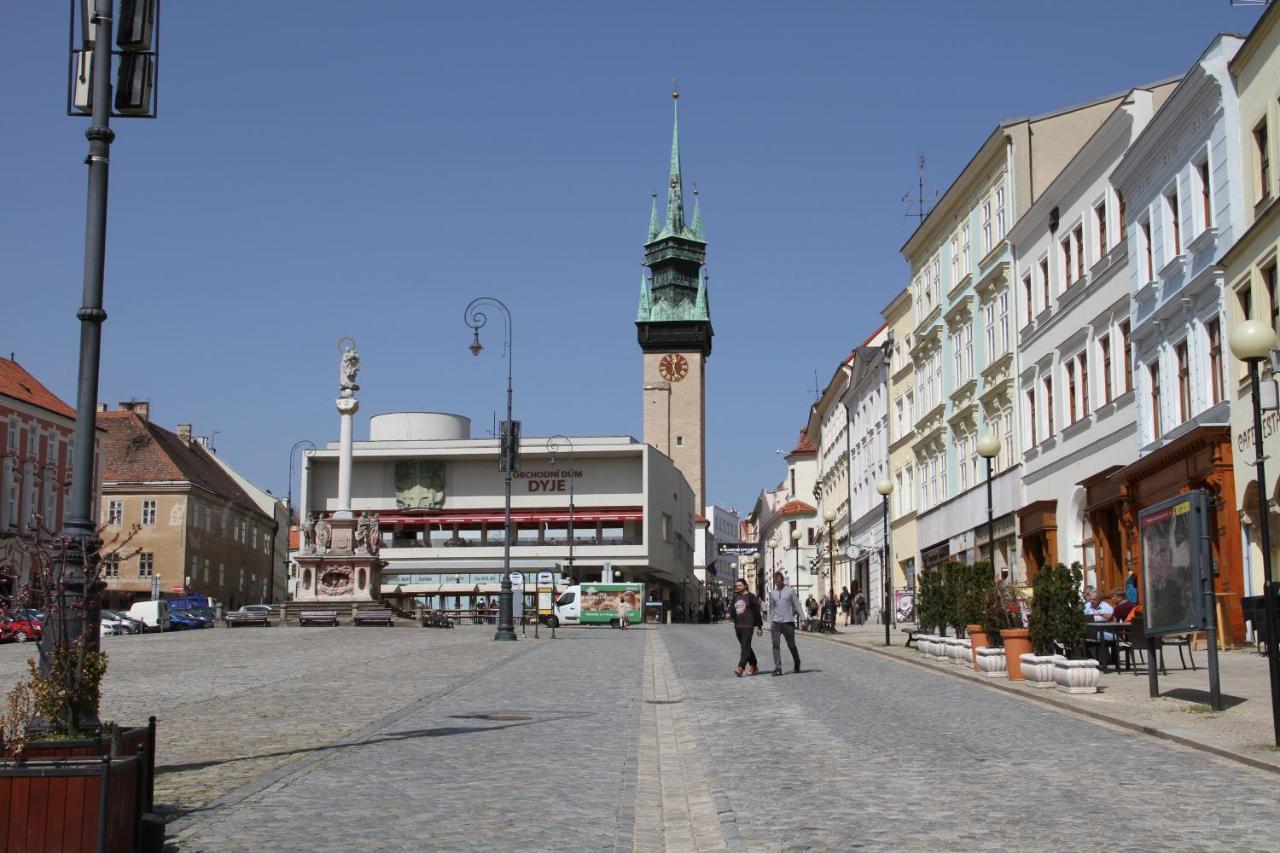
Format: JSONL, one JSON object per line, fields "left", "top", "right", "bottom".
{"left": 717, "top": 543, "right": 759, "bottom": 557}
{"left": 509, "top": 572, "right": 525, "bottom": 588}
{"left": 537, "top": 570, "right": 554, "bottom": 586}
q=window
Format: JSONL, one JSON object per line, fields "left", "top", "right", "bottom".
{"left": 7, "top": 480, "right": 16, "bottom": 526}
{"left": 931, "top": 257, "right": 941, "bottom": 305}
{"left": 1060, "top": 234, "right": 1073, "bottom": 289}
{"left": 960, "top": 223, "right": 971, "bottom": 277}
{"left": 959, "top": 435, "right": 970, "bottom": 491}
{"left": 102, "top": 555, "right": 119, "bottom": 578}
{"left": 906, "top": 391, "right": 914, "bottom": 425}
{"left": 1027, "top": 390, "right": 1038, "bottom": 448}
{"left": 962, "top": 323, "right": 973, "bottom": 383}
{"left": 1176, "top": 341, "right": 1191, "bottom": 423}
{"left": 1002, "top": 408, "right": 1014, "bottom": 469}
{"left": 107, "top": 500, "right": 123, "bottom": 526}
{"left": 5, "top": 417, "right": 15, "bottom": 451}
{"left": 191, "top": 555, "right": 198, "bottom": 582}
{"left": 138, "top": 552, "right": 154, "bottom": 577}
{"left": 1165, "top": 187, "right": 1181, "bottom": 258}
{"left": 895, "top": 397, "right": 905, "bottom": 436}
{"left": 142, "top": 500, "right": 156, "bottom": 526}
{"left": 1265, "top": 262, "right": 1279, "bottom": 334}
{"left": 1073, "top": 224, "right": 1085, "bottom": 282}
{"left": 1079, "top": 352, "right": 1090, "bottom": 417}
{"left": 1207, "top": 318, "right": 1223, "bottom": 405}
{"left": 1022, "top": 274, "right": 1033, "bottom": 325}
{"left": 26, "top": 426, "right": 35, "bottom": 458}
{"left": 995, "top": 187, "right": 1006, "bottom": 241}
{"left": 1150, "top": 363, "right": 1163, "bottom": 439}
{"left": 1039, "top": 257, "right": 1050, "bottom": 308}
{"left": 1044, "top": 377, "right": 1055, "bottom": 436}
{"left": 997, "top": 293, "right": 1008, "bottom": 355}
{"left": 982, "top": 199, "right": 992, "bottom": 255}
{"left": 1256, "top": 120, "right": 1270, "bottom": 201}
{"left": 1140, "top": 219, "right": 1154, "bottom": 282}
{"left": 938, "top": 451, "right": 947, "bottom": 500}
{"left": 984, "top": 303, "right": 996, "bottom": 361}
{"left": 790, "top": 468, "right": 796, "bottom": 496}
{"left": 1067, "top": 362, "right": 1078, "bottom": 424}
{"left": 1197, "top": 158, "right": 1212, "bottom": 230}
{"left": 1095, "top": 200, "right": 1108, "bottom": 257}
{"left": 950, "top": 234, "right": 960, "bottom": 285}
{"left": 1099, "top": 335, "right": 1113, "bottom": 404}
{"left": 1117, "top": 190, "right": 1127, "bottom": 240}
{"left": 1121, "top": 321, "right": 1133, "bottom": 392}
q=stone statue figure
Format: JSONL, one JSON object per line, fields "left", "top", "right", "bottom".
{"left": 314, "top": 514, "right": 332, "bottom": 552}
{"left": 300, "top": 514, "right": 317, "bottom": 554}
{"left": 339, "top": 345, "right": 360, "bottom": 392}
{"left": 355, "top": 512, "right": 381, "bottom": 555}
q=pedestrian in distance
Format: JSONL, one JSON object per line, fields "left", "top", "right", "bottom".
{"left": 731, "top": 578, "right": 763, "bottom": 677}
{"left": 839, "top": 586, "right": 851, "bottom": 627}
{"left": 769, "top": 571, "right": 808, "bottom": 675}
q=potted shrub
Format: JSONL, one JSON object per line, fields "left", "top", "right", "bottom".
{"left": 984, "top": 576, "right": 1030, "bottom": 681}
{"left": 0, "top": 524, "right": 160, "bottom": 852}
{"left": 1026, "top": 563, "right": 1098, "bottom": 693}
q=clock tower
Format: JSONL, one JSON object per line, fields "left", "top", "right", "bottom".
{"left": 637, "top": 88, "right": 712, "bottom": 511}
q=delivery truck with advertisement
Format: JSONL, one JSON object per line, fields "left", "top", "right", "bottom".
{"left": 549, "top": 582, "right": 644, "bottom": 628}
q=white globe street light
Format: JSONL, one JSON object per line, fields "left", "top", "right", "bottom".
{"left": 977, "top": 430, "right": 1002, "bottom": 575}
{"left": 875, "top": 478, "right": 893, "bottom": 644}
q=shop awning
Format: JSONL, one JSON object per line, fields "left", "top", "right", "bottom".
{"left": 376, "top": 509, "right": 643, "bottom": 525}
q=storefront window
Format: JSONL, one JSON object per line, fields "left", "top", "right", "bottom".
{"left": 1081, "top": 515, "right": 1096, "bottom": 590}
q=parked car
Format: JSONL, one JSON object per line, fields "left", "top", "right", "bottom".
{"left": 168, "top": 611, "right": 204, "bottom": 630}
{"left": 187, "top": 606, "right": 217, "bottom": 628}
{"left": 101, "top": 610, "right": 141, "bottom": 635}
{"left": 0, "top": 612, "right": 44, "bottom": 643}
{"left": 127, "top": 600, "right": 169, "bottom": 632}
{"left": 100, "top": 619, "right": 122, "bottom": 637}
{"left": 0, "top": 621, "right": 12, "bottom": 642}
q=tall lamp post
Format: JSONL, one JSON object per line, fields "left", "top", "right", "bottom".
{"left": 767, "top": 537, "right": 779, "bottom": 599}
{"left": 1230, "top": 319, "right": 1280, "bottom": 746}
{"left": 287, "top": 440, "right": 316, "bottom": 523}
{"left": 876, "top": 479, "right": 893, "bottom": 646}
{"left": 546, "top": 435, "right": 576, "bottom": 583}
{"left": 823, "top": 508, "right": 837, "bottom": 617}
{"left": 977, "top": 432, "right": 1003, "bottom": 576}
{"left": 790, "top": 527, "right": 802, "bottom": 621}
{"left": 464, "top": 297, "right": 518, "bottom": 642}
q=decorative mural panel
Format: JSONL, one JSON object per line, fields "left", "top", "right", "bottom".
{"left": 395, "top": 460, "right": 446, "bottom": 509}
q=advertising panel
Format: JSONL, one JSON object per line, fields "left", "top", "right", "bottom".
{"left": 579, "top": 583, "right": 644, "bottom": 624}
{"left": 1140, "top": 491, "right": 1207, "bottom": 637}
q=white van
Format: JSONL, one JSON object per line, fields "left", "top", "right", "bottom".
{"left": 127, "top": 600, "right": 169, "bottom": 632}
{"left": 550, "top": 583, "right": 643, "bottom": 628}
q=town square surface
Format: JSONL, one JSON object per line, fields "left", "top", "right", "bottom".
{"left": 3, "top": 624, "right": 1276, "bottom": 852}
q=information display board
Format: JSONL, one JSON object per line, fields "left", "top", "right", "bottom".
{"left": 1139, "top": 491, "right": 1207, "bottom": 637}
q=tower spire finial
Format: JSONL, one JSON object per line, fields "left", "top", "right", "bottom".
{"left": 665, "top": 82, "right": 685, "bottom": 235}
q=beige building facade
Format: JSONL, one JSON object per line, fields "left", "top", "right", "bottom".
{"left": 884, "top": 288, "right": 919, "bottom": 595}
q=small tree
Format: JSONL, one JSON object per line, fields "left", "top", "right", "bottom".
{"left": 955, "top": 561, "right": 994, "bottom": 634}
{"left": 1028, "top": 562, "right": 1086, "bottom": 656}
{"left": 0, "top": 519, "right": 137, "bottom": 746}
{"left": 916, "top": 567, "right": 945, "bottom": 634}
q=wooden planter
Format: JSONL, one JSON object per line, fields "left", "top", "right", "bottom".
{"left": 13, "top": 719, "right": 156, "bottom": 815}
{"left": 0, "top": 754, "right": 144, "bottom": 852}
{"left": 966, "top": 624, "right": 988, "bottom": 671}
{"left": 999, "top": 628, "right": 1032, "bottom": 681}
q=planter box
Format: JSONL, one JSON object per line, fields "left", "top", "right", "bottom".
{"left": 16, "top": 719, "right": 156, "bottom": 815}
{"left": 1054, "top": 658, "right": 1101, "bottom": 694}
{"left": 1000, "top": 628, "right": 1032, "bottom": 681}
{"left": 951, "top": 638, "right": 972, "bottom": 665}
{"left": 0, "top": 754, "right": 143, "bottom": 853}
{"left": 975, "top": 647, "right": 1007, "bottom": 678}
{"left": 1019, "top": 654, "right": 1061, "bottom": 689}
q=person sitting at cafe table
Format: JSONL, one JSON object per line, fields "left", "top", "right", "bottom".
{"left": 1084, "top": 590, "right": 1116, "bottom": 668}
{"left": 1110, "top": 588, "right": 1137, "bottom": 623}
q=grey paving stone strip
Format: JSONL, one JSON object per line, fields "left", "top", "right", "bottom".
{"left": 167, "top": 637, "right": 540, "bottom": 843}
{"left": 634, "top": 630, "right": 730, "bottom": 853}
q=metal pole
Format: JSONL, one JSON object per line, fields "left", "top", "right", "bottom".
{"left": 986, "top": 456, "right": 995, "bottom": 569}
{"left": 1248, "top": 360, "right": 1280, "bottom": 744}
{"left": 883, "top": 495, "right": 891, "bottom": 646}
{"left": 50, "top": 0, "right": 116, "bottom": 725}
{"left": 794, "top": 544, "right": 800, "bottom": 626}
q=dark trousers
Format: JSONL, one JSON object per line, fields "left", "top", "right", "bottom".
{"left": 735, "top": 626, "right": 758, "bottom": 669}
{"left": 771, "top": 622, "right": 800, "bottom": 670}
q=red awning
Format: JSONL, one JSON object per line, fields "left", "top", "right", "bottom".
{"left": 375, "top": 509, "right": 643, "bottom": 525}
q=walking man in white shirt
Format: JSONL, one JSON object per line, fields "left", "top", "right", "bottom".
{"left": 768, "top": 571, "right": 808, "bottom": 676}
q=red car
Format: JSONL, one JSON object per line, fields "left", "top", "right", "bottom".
{"left": 0, "top": 611, "right": 43, "bottom": 643}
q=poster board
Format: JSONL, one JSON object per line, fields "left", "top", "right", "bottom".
{"left": 1139, "top": 490, "right": 1207, "bottom": 637}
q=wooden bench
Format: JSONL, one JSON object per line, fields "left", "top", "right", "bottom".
{"left": 903, "top": 628, "right": 923, "bottom": 647}
{"left": 353, "top": 609, "right": 394, "bottom": 627}
{"left": 299, "top": 610, "right": 339, "bottom": 627}
{"left": 224, "top": 611, "right": 270, "bottom": 628}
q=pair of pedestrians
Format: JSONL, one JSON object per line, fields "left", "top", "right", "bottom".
{"left": 732, "top": 572, "right": 807, "bottom": 677}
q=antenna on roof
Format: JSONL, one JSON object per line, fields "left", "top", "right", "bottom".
{"left": 901, "top": 152, "right": 937, "bottom": 224}
{"left": 810, "top": 370, "right": 822, "bottom": 404}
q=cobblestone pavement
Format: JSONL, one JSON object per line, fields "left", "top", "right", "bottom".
{"left": 9, "top": 624, "right": 1280, "bottom": 851}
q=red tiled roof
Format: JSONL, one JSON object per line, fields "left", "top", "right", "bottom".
{"left": 787, "top": 429, "right": 816, "bottom": 457}
{"left": 694, "top": 514, "right": 709, "bottom": 524}
{"left": 777, "top": 500, "right": 816, "bottom": 517}
{"left": 0, "top": 358, "right": 76, "bottom": 420}
{"left": 98, "top": 412, "right": 267, "bottom": 518}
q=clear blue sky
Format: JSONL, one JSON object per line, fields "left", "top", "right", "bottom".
{"left": 1, "top": 2, "right": 1264, "bottom": 515}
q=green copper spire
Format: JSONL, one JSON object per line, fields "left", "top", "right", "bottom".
{"left": 690, "top": 184, "right": 703, "bottom": 241}
{"left": 636, "top": 274, "right": 652, "bottom": 321}
{"left": 665, "top": 91, "right": 686, "bottom": 235}
{"left": 647, "top": 190, "right": 660, "bottom": 242}
{"left": 693, "top": 268, "right": 708, "bottom": 320}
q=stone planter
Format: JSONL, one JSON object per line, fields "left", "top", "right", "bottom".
{"left": 941, "top": 637, "right": 961, "bottom": 664}
{"left": 1000, "top": 628, "right": 1032, "bottom": 681}
{"left": 975, "top": 647, "right": 1007, "bottom": 678}
{"left": 1054, "top": 658, "right": 1101, "bottom": 694}
{"left": 929, "top": 637, "right": 950, "bottom": 662}
{"left": 1018, "top": 654, "right": 1061, "bottom": 689}
{"left": 952, "top": 638, "right": 972, "bottom": 664}
{"left": 966, "top": 625, "right": 989, "bottom": 671}
{"left": 918, "top": 635, "right": 937, "bottom": 659}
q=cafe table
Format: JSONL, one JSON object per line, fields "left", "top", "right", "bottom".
{"left": 1084, "top": 621, "right": 1130, "bottom": 674}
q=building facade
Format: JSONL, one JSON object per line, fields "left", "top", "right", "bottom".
{"left": 904, "top": 93, "right": 1124, "bottom": 579}
{"left": 299, "top": 413, "right": 697, "bottom": 613}
{"left": 1013, "top": 83, "right": 1177, "bottom": 589}
{"left": 884, "top": 288, "right": 920, "bottom": 597}
{"left": 98, "top": 403, "right": 278, "bottom": 610}
{"left": 211, "top": 453, "right": 289, "bottom": 603}
{"left": 0, "top": 358, "right": 99, "bottom": 603}
{"left": 1111, "top": 34, "right": 1248, "bottom": 642}
{"left": 841, "top": 334, "right": 891, "bottom": 609}
{"left": 1226, "top": 2, "right": 1280, "bottom": 604}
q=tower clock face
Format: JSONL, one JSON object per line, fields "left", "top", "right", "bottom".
{"left": 659, "top": 353, "right": 689, "bottom": 382}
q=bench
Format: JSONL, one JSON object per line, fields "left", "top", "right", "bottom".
{"left": 419, "top": 610, "right": 455, "bottom": 628}
{"left": 903, "top": 628, "right": 923, "bottom": 647}
{"left": 353, "top": 609, "right": 394, "bottom": 627}
{"left": 224, "top": 611, "right": 270, "bottom": 628}
{"left": 299, "top": 610, "right": 339, "bottom": 627}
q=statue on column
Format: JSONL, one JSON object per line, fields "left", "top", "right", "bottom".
{"left": 314, "top": 514, "right": 332, "bottom": 553}
{"left": 356, "top": 512, "right": 381, "bottom": 555}
{"left": 339, "top": 343, "right": 361, "bottom": 393}
{"left": 300, "top": 514, "right": 317, "bottom": 555}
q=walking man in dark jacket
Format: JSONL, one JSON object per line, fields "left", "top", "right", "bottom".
{"left": 768, "top": 572, "right": 808, "bottom": 675}
{"left": 731, "top": 578, "right": 763, "bottom": 677}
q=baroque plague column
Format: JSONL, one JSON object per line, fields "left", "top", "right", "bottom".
{"left": 294, "top": 341, "right": 385, "bottom": 603}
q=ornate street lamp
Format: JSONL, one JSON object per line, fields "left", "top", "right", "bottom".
{"left": 823, "top": 508, "right": 837, "bottom": 623}
{"left": 790, "top": 527, "right": 802, "bottom": 619}
{"left": 287, "top": 440, "right": 316, "bottom": 523}
{"left": 767, "top": 537, "right": 779, "bottom": 600}
{"left": 876, "top": 478, "right": 894, "bottom": 646}
{"left": 977, "top": 431, "right": 1003, "bottom": 574}
{"left": 545, "top": 435, "right": 576, "bottom": 582}
{"left": 1230, "top": 318, "right": 1280, "bottom": 746}
{"left": 464, "top": 297, "right": 518, "bottom": 642}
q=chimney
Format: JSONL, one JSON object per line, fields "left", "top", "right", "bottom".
{"left": 177, "top": 424, "right": 192, "bottom": 446}
{"left": 96, "top": 403, "right": 108, "bottom": 413}
{"left": 118, "top": 400, "right": 150, "bottom": 422}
